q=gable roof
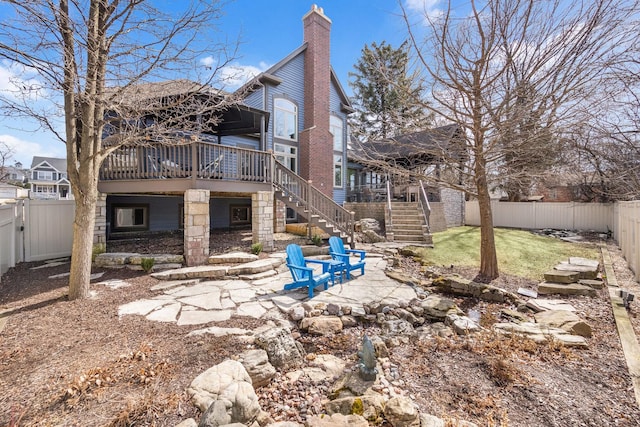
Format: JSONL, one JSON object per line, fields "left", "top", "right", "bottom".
{"left": 351, "top": 124, "right": 468, "bottom": 166}
{"left": 31, "top": 157, "right": 67, "bottom": 173}
{"left": 238, "top": 43, "right": 354, "bottom": 113}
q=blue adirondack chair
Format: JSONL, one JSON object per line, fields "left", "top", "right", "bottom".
{"left": 284, "top": 244, "right": 333, "bottom": 298}
{"left": 328, "top": 236, "right": 366, "bottom": 279}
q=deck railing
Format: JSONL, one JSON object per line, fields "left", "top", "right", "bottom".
{"left": 99, "top": 140, "right": 271, "bottom": 182}
{"left": 100, "top": 140, "right": 355, "bottom": 245}
{"left": 272, "top": 160, "right": 355, "bottom": 245}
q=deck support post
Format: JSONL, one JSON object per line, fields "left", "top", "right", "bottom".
{"left": 184, "top": 189, "right": 210, "bottom": 266}
{"left": 252, "top": 191, "right": 274, "bottom": 251}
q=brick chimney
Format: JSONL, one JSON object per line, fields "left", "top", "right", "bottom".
{"left": 300, "top": 4, "right": 333, "bottom": 197}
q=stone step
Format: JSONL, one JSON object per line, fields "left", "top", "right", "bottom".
{"left": 151, "top": 265, "right": 228, "bottom": 281}
{"left": 555, "top": 262, "right": 598, "bottom": 280}
{"left": 537, "top": 281, "right": 598, "bottom": 297}
{"left": 392, "top": 219, "right": 423, "bottom": 225}
{"left": 208, "top": 252, "right": 259, "bottom": 264}
{"left": 569, "top": 257, "right": 600, "bottom": 269}
{"left": 544, "top": 270, "right": 581, "bottom": 284}
{"left": 579, "top": 279, "right": 605, "bottom": 289}
{"left": 227, "top": 258, "right": 284, "bottom": 276}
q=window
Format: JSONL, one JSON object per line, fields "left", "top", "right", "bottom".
{"left": 36, "top": 171, "right": 54, "bottom": 181}
{"left": 113, "top": 205, "right": 148, "bottom": 231}
{"left": 333, "top": 154, "right": 343, "bottom": 188}
{"left": 330, "top": 115, "right": 343, "bottom": 151}
{"left": 274, "top": 143, "right": 297, "bottom": 172}
{"left": 274, "top": 98, "right": 297, "bottom": 141}
{"left": 230, "top": 205, "right": 251, "bottom": 225}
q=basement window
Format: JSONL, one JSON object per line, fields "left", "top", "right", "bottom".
{"left": 113, "top": 204, "right": 149, "bottom": 231}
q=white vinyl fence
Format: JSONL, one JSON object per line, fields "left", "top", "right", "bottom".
{"left": 614, "top": 201, "right": 640, "bottom": 281}
{"left": 0, "top": 201, "right": 22, "bottom": 276}
{"left": 0, "top": 199, "right": 75, "bottom": 281}
{"left": 466, "top": 200, "right": 640, "bottom": 281}
{"left": 465, "top": 201, "right": 614, "bottom": 232}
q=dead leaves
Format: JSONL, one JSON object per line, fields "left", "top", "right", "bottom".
{"left": 59, "top": 343, "right": 173, "bottom": 409}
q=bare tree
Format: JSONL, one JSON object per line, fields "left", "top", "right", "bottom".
{"left": 399, "top": 0, "right": 637, "bottom": 279}
{"left": 0, "top": 141, "right": 15, "bottom": 182}
{"left": 0, "top": 0, "right": 239, "bottom": 299}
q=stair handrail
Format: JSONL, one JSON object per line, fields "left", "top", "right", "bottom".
{"left": 418, "top": 180, "right": 431, "bottom": 233}
{"left": 385, "top": 178, "right": 393, "bottom": 236}
{"left": 272, "top": 158, "right": 355, "bottom": 247}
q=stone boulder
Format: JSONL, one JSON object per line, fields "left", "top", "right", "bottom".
{"left": 303, "top": 354, "right": 347, "bottom": 383}
{"left": 420, "top": 414, "right": 478, "bottom": 427}
{"left": 383, "top": 396, "right": 420, "bottom": 427}
{"left": 325, "top": 393, "right": 386, "bottom": 421}
{"left": 381, "top": 319, "right": 415, "bottom": 337}
{"left": 445, "top": 314, "right": 482, "bottom": 335}
{"left": 421, "top": 295, "right": 462, "bottom": 321}
{"left": 254, "top": 326, "right": 304, "bottom": 370}
{"left": 537, "top": 282, "right": 597, "bottom": 297}
{"left": 533, "top": 310, "right": 592, "bottom": 338}
{"left": 306, "top": 413, "right": 369, "bottom": 427}
{"left": 493, "top": 322, "right": 588, "bottom": 347}
{"left": 187, "top": 360, "right": 260, "bottom": 426}
{"left": 300, "top": 316, "right": 344, "bottom": 335}
{"left": 238, "top": 349, "right": 276, "bottom": 388}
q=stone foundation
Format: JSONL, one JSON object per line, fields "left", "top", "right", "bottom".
{"left": 93, "top": 193, "right": 107, "bottom": 251}
{"left": 184, "top": 189, "right": 210, "bottom": 266}
{"left": 253, "top": 191, "right": 274, "bottom": 251}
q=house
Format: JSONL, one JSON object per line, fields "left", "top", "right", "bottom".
{"left": 97, "top": 5, "right": 355, "bottom": 265}
{"left": 29, "top": 157, "right": 73, "bottom": 200}
{"left": 0, "top": 182, "right": 29, "bottom": 199}
{"left": 345, "top": 125, "right": 468, "bottom": 238}
{"left": 1, "top": 162, "right": 28, "bottom": 185}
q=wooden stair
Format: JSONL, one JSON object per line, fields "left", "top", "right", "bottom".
{"left": 275, "top": 192, "right": 348, "bottom": 242}
{"left": 271, "top": 161, "right": 355, "bottom": 247}
{"left": 389, "top": 202, "right": 433, "bottom": 244}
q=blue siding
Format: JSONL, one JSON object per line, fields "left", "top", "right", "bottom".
{"left": 330, "top": 81, "right": 349, "bottom": 202}
{"left": 210, "top": 197, "right": 252, "bottom": 228}
{"left": 244, "top": 89, "right": 263, "bottom": 109}
{"left": 220, "top": 135, "right": 260, "bottom": 149}
{"left": 107, "top": 195, "right": 253, "bottom": 232}
{"left": 107, "top": 195, "right": 182, "bottom": 232}
{"left": 266, "top": 52, "right": 306, "bottom": 152}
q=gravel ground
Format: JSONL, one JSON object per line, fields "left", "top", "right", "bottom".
{"left": 1, "top": 231, "right": 639, "bottom": 426}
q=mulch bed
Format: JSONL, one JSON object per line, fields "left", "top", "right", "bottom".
{"left": 1, "top": 232, "right": 640, "bottom": 426}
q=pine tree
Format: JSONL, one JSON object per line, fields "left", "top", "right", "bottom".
{"left": 349, "top": 41, "right": 431, "bottom": 142}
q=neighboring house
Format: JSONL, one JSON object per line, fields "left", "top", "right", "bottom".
{"left": 0, "top": 182, "right": 29, "bottom": 199}
{"left": 29, "top": 157, "right": 73, "bottom": 200}
{"left": 1, "top": 162, "right": 28, "bottom": 185}
{"left": 98, "top": 5, "right": 355, "bottom": 264}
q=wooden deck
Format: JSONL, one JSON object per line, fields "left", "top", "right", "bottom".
{"left": 98, "top": 141, "right": 274, "bottom": 194}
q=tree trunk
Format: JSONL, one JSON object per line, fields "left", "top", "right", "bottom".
{"left": 68, "top": 192, "right": 97, "bottom": 300}
{"left": 476, "top": 170, "right": 499, "bottom": 281}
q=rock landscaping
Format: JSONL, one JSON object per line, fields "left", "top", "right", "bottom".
{"left": 105, "top": 245, "right": 607, "bottom": 426}
{"left": 3, "top": 231, "right": 639, "bottom": 427}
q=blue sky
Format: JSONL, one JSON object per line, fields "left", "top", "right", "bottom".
{"left": 0, "top": 0, "right": 442, "bottom": 167}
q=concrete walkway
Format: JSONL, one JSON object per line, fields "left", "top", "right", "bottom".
{"left": 116, "top": 248, "right": 418, "bottom": 330}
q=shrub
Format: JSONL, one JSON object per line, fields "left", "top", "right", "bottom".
{"left": 311, "top": 234, "right": 322, "bottom": 246}
{"left": 251, "top": 242, "right": 263, "bottom": 255}
{"left": 140, "top": 258, "right": 155, "bottom": 273}
{"left": 91, "top": 244, "right": 106, "bottom": 263}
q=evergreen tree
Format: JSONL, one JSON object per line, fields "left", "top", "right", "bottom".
{"left": 348, "top": 41, "right": 431, "bottom": 142}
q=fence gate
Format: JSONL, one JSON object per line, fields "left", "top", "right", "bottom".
{"left": 24, "top": 199, "right": 75, "bottom": 262}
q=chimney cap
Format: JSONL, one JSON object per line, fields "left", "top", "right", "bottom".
{"left": 303, "top": 4, "right": 332, "bottom": 23}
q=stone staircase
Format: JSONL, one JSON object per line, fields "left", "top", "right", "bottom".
{"left": 388, "top": 202, "right": 432, "bottom": 245}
